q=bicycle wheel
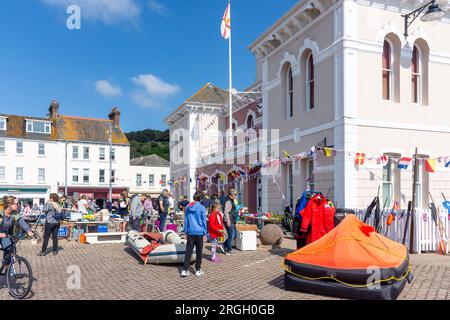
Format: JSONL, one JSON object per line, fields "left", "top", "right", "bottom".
{"left": 7, "top": 256, "right": 33, "bottom": 299}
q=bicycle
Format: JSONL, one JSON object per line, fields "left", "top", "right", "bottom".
{"left": 0, "top": 234, "right": 34, "bottom": 299}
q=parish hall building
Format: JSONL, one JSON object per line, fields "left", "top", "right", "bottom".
{"left": 167, "top": 0, "right": 450, "bottom": 213}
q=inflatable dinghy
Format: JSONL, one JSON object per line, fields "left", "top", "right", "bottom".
{"left": 283, "top": 214, "right": 412, "bottom": 300}
{"left": 127, "top": 230, "right": 196, "bottom": 265}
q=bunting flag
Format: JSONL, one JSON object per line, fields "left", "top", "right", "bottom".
{"left": 355, "top": 153, "right": 366, "bottom": 166}
{"left": 425, "top": 159, "right": 437, "bottom": 173}
{"left": 446, "top": 161, "right": 450, "bottom": 168}
{"left": 380, "top": 155, "right": 388, "bottom": 166}
{"left": 323, "top": 148, "right": 332, "bottom": 157}
{"left": 398, "top": 157, "right": 412, "bottom": 169}
{"left": 283, "top": 151, "right": 291, "bottom": 158}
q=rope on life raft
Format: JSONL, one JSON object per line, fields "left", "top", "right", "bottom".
{"left": 281, "top": 234, "right": 413, "bottom": 288}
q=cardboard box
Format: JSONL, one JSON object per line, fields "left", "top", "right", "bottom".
{"left": 236, "top": 224, "right": 259, "bottom": 232}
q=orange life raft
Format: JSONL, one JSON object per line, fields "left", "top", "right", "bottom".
{"left": 283, "top": 214, "right": 412, "bottom": 300}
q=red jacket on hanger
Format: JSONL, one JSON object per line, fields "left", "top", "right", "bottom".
{"left": 300, "top": 194, "right": 335, "bottom": 244}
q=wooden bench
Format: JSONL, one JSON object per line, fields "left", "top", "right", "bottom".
{"left": 84, "top": 232, "right": 127, "bottom": 244}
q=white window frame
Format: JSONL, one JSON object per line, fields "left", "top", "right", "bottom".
{"left": 38, "top": 143, "right": 45, "bottom": 156}
{"left": 111, "top": 148, "right": 116, "bottom": 161}
{"left": 16, "top": 142, "right": 23, "bottom": 154}
{"left": 72, "top": 168, "right": 79, "bottom": 183}
{"left": 99, "top": 148, "right": 105, "bottom": 161}
{"left": 382, "top": 157, "right": 397, "bottom": 208}
{"left": 287, "top": 163, "right": 294, "bottom": 207}
{"left": 415, "top": 159, "right": 427, "bottom": 209}
{"left": 161, "top": 175, "right": 167, "bottom": 183}
{"left": 38, "top": 168, "right": 45, "bottom": 183}
{"left": 382, "top": 39, "right": 394, "bottom": 102}
{"left": 72, "top": 146, "right": 79, "bottom": 159}
{"left": 0, "top": 140, "right": 5, "bottom": 153}
{"left": 149, "top": 175, "right": 155, "bottom": 186}
{"left": 111, "top": 170, "right": 116, "bottom": 183}
{"left": 25, "top": 120, "right": 51, "bottom": 134}
{"left": 83, "top": 168, "right": 90, "bottom": 183}
{"left": 287, "top": 66, "right": 294, "bottom": 118}
{"left": 136, "top": 174, "right": 142, "bottom": 187}
{"left": 307, "top": 159, "right": 315, "bottom": 191}
{"left": 99, "top": 169, "right": 105, "bottom": 183}
{"left": 16, "top": 167, "right": 24, "bottom": 182}
{"left": 306, "top": 53, "right": 315, "bottom": 111}
{"left": 0, "top": 118, "right": 6, "bottom": 131}
{"left": 412, "top": 45, "right": 422, "bottom": 105}
{"left": 0, "top": 166, "right": 5, "bottom": 180}
{"left": 83, "top": 147, "right": 90, "bottom": 160}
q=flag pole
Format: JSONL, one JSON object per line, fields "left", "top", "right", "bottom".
{"left": 228, "top": 0, "right": 233, "bottom": 149}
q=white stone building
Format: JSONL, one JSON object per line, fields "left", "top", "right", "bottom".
{"left": 249, "top": 0, "right": 450, "bottom": 212}
{"left": 0, "top": 101, "right": 130, "bottom": 208}
{"left": 129, "top": 154, "right": 170, "bottom": 197}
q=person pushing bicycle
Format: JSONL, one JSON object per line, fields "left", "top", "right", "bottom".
{"left": 0, "top": 196, "right": 34, "bottom": 275}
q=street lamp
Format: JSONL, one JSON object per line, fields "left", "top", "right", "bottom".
{"left": 402, "top": 0, "right": 446, "bottom": 40}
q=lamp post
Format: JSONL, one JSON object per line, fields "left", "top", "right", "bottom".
{"left": 402, "top": 0, "right": 446, "bottom": 40}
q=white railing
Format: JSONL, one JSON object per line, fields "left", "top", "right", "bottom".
{"left": 354, "top": 208, "right": 449, "bottom": 254}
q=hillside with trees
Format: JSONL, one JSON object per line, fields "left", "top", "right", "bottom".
{"left": 125, "top": 129, "right": 170, "bottom": 161}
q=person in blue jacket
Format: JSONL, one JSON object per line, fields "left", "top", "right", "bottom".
{"left": 180, "top": 192, "right": 207, "bottom": 278}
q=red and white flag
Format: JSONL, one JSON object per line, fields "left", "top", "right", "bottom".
{"left": 380, "top": 155, "right": 388, "bottom": 166}
{"left": 221, "top": 3, "right": 231, "bottom": 39}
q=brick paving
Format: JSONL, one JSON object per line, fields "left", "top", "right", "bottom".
{"left": 0, "top": 237, "right": 448, "bottom": 300}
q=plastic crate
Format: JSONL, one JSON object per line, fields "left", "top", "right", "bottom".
{"left": 98, "top": 225, "right": 108, "bottom": 233}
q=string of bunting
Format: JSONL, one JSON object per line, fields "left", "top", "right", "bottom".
{"left": 172, "top": 146, "right": 450, "bottom": 188}
{"left": 260, "top": 146, "right": 450, "bottom": 174}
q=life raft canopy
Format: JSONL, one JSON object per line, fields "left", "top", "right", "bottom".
{"left": 283, "top": 214, "right": 412, "bottom": 300}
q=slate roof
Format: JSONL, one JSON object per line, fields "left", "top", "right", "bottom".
{"left": 130, "top": 154, "right": 170, "bottom": 167}
{"left": 164, "top": 83, "right": 262, "bottom": 125}
{"left": 0, "top": 113, "right": 129, "bottom": 145}
{"left": 55, "top": 116, "right": 128, "bottom": 145}
{"left": 0, "top": 114, "right": 56, "bottom": 141}
{"left": 186, "top": 83, "right": 229, "bottom": 105}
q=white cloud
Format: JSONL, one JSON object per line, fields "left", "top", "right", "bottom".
{"left": 131, "top": 74, "right": 180, "bottom": 108}
{"left": 41, "top": 0, "right": 141, "bottom": 25}
{"left": 94, "top": 80, "right": 123, "bottom": 97}
{"left": 148, "top": 0, "right": 168, "bottom": 16}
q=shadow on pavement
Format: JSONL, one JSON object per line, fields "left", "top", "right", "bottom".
{"left": 268, "top": 274, "right": 286, "bottom": 290}
{"left": 267, "top": 246, "right": 295, "bottom": 257}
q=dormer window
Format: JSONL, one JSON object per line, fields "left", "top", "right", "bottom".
{"left": 26, "top": 120, "right": 51, "bottom": 134}
{"left": 0, "top": 117, "right": 6, "bottom": 131}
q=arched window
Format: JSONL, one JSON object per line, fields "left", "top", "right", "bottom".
{"left": 306, "top": 54, "right": 314, "bottom": 110}
{"left": 412, "top": 45, "right": 421, "bottom": 104}
{"left": 412, "top": 39, "right": 429, "bottom": 106}
{"left": 382, "top": 40, "right": 392, "bottom": 101}
{"left": 287, "top": 67, "right": 294, "bottom": 117}
{"left": 246, "top": 115, "right": 254, "bottom": 129}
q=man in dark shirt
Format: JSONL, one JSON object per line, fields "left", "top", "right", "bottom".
{"left": 158, "top": 189, "right": 170, "bottom": 231}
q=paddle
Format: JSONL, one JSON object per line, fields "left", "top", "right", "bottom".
{"left": 429, "top": 193, "right": 448, "bottom": 255}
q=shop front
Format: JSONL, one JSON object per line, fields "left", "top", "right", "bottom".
{"left": 59, "top": 187, "right": 128, "bottom": 209}
{"left": 0, "top": 186, "right": 50, "bottom": 208}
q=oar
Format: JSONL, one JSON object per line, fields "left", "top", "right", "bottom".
{"left": 429, "top": 193, "right": 448, "bottom": 255}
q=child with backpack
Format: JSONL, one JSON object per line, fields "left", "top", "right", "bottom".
{"left": 208, "top": 203, "right": 224, "bottom": 263}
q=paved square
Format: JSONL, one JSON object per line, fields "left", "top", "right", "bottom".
{"left": 0, "top": 237, "right": 448, "bottom": 300}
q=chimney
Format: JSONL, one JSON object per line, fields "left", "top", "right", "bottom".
{"left": 108, "top": 107, "right": 121, "bottom": 127}
{"left": 49, "top": 100, "right": 60, "bottom": 120}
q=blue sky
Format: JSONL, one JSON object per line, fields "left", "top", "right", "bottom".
{"left": 0, "top": 0, "right": 298, "bottom": 132}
